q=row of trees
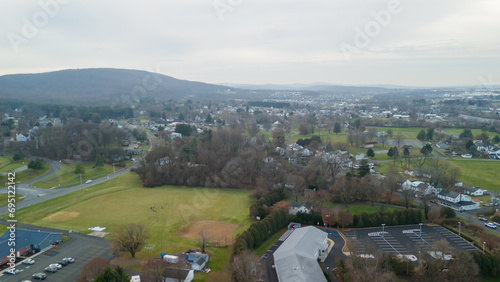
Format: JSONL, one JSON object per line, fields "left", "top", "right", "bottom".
{"left": 232, "top": 209, "right": 288, "bottom": 255}
{"left": 352, "top": 209, "right": 422, "bottom": 228}
{"left": 249, "top": 187, "right": 286, "bottom": 219}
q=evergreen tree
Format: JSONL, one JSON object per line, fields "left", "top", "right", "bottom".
{"left": 417, "top": 129, "right": 427, "bottom": 141}
{"left": 426, "top": 128, "right": 434, "bottom": 141}
{"left": 387, "top": 147, "right": 394, "bottom": 157}
{"left": 95, "top": 266, "right": 130, "bottom": 282}
{"left": 333, "top": 122, "right": 341, "bottom": 135}
{"left": 366, "top": 148, "right": 375, "bottom": 158}
{"left": 74, "top": 163, "right": 85, "bottom": 175}
{"left": 95, "top": 153, "right": 104, "bottom": 167}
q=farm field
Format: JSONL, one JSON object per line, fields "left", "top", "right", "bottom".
{"left": 16, "top": 172, "right": 253, "bottom": 281}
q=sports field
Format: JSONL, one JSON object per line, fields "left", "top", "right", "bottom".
{"left": 16, "top": 172, "right": 253, "bottom": 280}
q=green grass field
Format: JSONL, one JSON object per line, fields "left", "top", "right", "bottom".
{"left": 32, "top": 162, "right": 114, "bottom": 188}
{"left": 0, "top": 193, "right": 24, "bottom": 207}
{"left": 0, "top": 156, "right": 27, "bottom": 174}
{"left": 444, "top": 128, "right": 485, "bottom": 138}
{"left": 16, "top": 172, "right": 253, "bottom": 280}
{"left": 15, "top": 166, "right": 51, "bottom": 183}
{"left": 448, "top": 160, "right": 500, "bottom": 193}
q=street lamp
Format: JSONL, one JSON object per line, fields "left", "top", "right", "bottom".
{"left": 381, "top": 224, "right": 385, "bottom": 238}
{"left": 483, "top": 242, "right": 486, "bottom": 254}
{"left": 458, "top": 222, "right": 461, "bottom": 237}
{"left": 419, "top": 223, "right": 423, "bottom": 238}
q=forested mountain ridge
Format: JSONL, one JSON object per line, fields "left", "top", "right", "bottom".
{"left": 0, "top": 68, "right": 237, "bottom": 106}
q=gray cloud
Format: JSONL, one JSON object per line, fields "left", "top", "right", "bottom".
{"left": 1, "top": 0, "right": 499, "bottom": 86}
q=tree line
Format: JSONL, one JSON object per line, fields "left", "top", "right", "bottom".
{"left": 232, "top": 209, "right": 289, "bottom": 255}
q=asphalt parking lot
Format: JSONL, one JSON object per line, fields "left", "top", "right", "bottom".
{"left": 0, "top": 231, "right": 113, "bottom": 281}
{"left": 343, "top": 224, "right": 479, "bottom": 263}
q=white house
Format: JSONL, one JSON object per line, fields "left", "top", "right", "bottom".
{"left": 16, "top": 133, "right": 29, "bottom": 142}
{"left": 170, "top": 132, "right": 182, "bottom": 140}
{"left": 437, "top": 189, "right": 477, "bottom": 211}
{"left": 273, "top": 226, "right": 329, "bottom": 282}
{"left": 463, "top": 186, "right": 485, "bottom": 196}
{"left": 289, "top": 201, "right": 313, "bottom": 216}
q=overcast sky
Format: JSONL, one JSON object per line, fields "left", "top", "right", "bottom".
{"left": 1, "top": 0, "right": 499, "bottom": 87}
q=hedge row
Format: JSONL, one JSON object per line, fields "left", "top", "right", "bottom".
{"left": 232, "top": 209, "right": 288, "bottom": 255}
{"left": 249, "top": 187, "right": 285, "bottom": 219}
{"left": 352, "top": 209, "right": 422, "bottom": 228}
{"left": 472, "top": 252, "right": 500, "bottom": 278}
{"left": 294, "top": 212, "right": 324, "bottom": 226}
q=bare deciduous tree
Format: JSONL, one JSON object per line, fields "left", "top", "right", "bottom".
{"left": 231, "top": 250, "right": 260, "bottom": 282}
{"left": 110, "top": 223, "right": 151, "bottom": 258}
{"left": 195, "top": 230, "right": 210, "bottom": 253}
{"left": 428, "top": 206, "right": 441, "bottom": 223}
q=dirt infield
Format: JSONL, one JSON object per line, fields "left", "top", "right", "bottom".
{"left": 180, "top": 220, "right": 238, "bottom": 246}
{"left": 43, "top": 211, "right": 80, "bottom": 222}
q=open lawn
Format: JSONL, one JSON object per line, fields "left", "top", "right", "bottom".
{"left": 0, "top": 193, "right": 24, "bottom": 207}
{"left": 445, "top": 128, "right": 485, "bottom": 138}
{"left": 16, "top": 172, "right": 253, "bottom": 280}
{"left": 448, "top": 160, "right": 500, "bottom": 193}
{"left": 367, "top": 127, "right": 426, "bottom": 139}
{"left": 33, "top": 162, "right": 114, "bottom": 188}
{"left": 15, "top": 166, "right": 51, "bottom": 183}
{"left": 0, "top": 156, "right": 27, "bottom": 174}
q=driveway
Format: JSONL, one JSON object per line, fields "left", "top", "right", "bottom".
{"left": 320, "top": 229, "right": 347, "bottom": 282}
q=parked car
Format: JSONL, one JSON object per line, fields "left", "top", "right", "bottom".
{"left": 485, "top": 222, "right": 497, "bottom": 229}
{"left": 462, "top": 154, "right": 472, "bottom": 158}
{"left": 23, "top": 258, "right": 35, "bottom": 265}
{"left": 63, "top": 257, "right": 75, "bottom": 263}
{"left": 57, "top": 259, "right": 68, "bottom": 266}
{"left": 494, "top": 222, "right": 500, "bottom": 227}
{"left": 32, "top": 272, "right": 47, "bottom": 280}
{"left": 479, "top": 217, "right": 488, "bottom": 222}
{"left": 4, "top": 268, "right": 21, "bottom": 275}
{"left": 50, "top": 263, "right": 62, "bottom": 270}
{"left": 44, "top": 266, "right": 58, "bottom": 273}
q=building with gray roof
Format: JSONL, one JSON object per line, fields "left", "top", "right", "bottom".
{"left": 273, "top": 226, "right": 328, "bottom": 282}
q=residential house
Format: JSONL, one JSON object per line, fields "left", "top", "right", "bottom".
{"left": 16, "top": 133, "right": 29, "bottom": 142}
{"left": 289, "top": 201, "right": 313, "bottom": 215}
{"left": 273, "top": 226, "right": 329, "bottom": 282}
{"left": 187, "top": 252, "right": 209, "bottom": 271}
{"left": 170, "top": 132, "right": 182, "bottom": 140}
{"left": 163, "top": 268, "right": 194, "bottom": 282}
{"left": 437, "top": 189, "right": 478, "bottom": 211}
{"left": 463, "top": 186, "right": 485, "bottom": 196}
